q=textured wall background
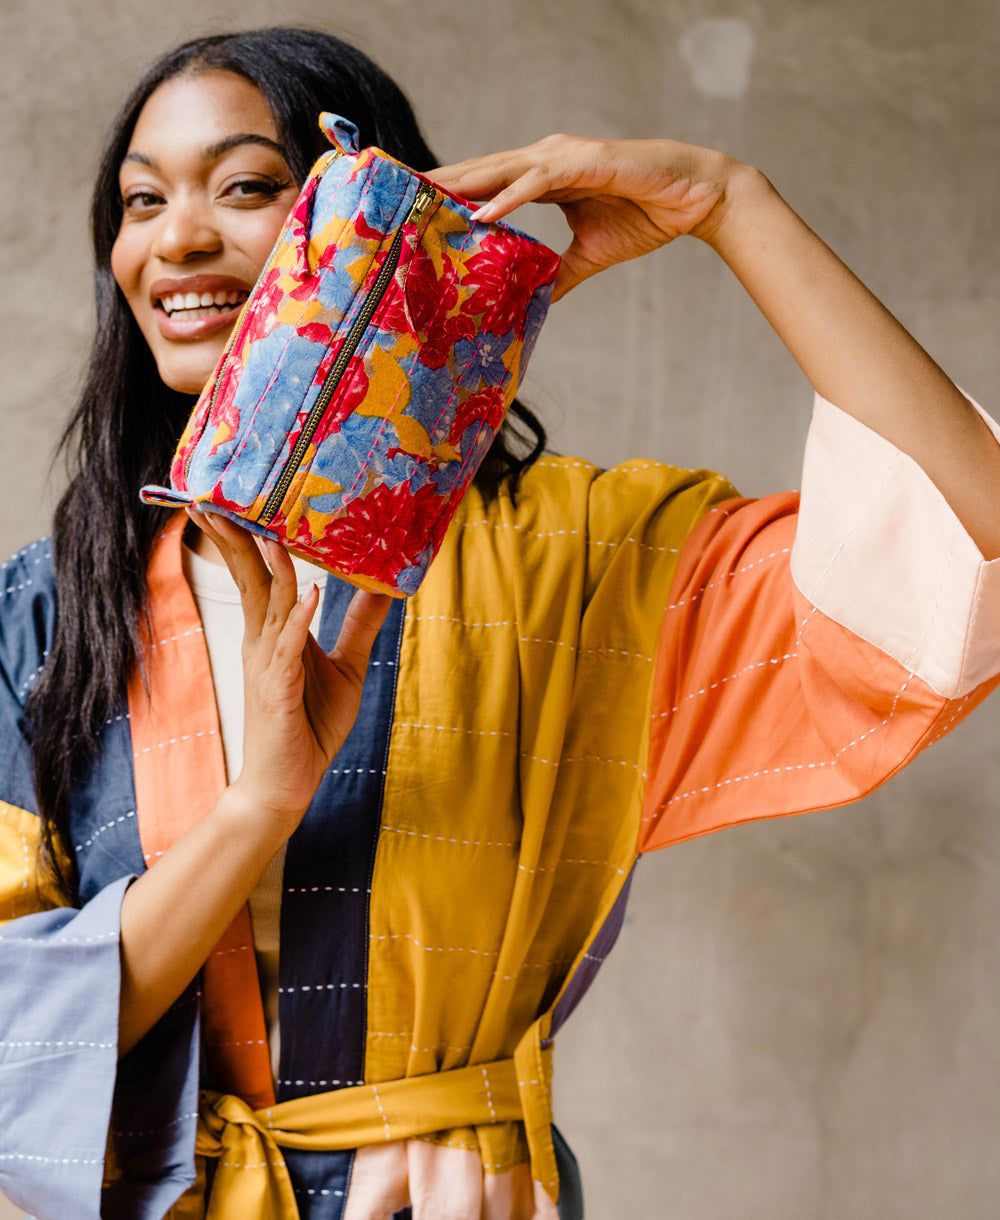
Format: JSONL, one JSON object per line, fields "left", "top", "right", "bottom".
{"left": 2, "top": 1, "right": 998, "bottom": 1217}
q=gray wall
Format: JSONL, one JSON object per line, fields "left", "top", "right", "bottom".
{"left": 2, "top": 2, "right": 998, "bottom": 1217}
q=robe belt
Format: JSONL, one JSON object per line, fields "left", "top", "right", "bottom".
{"left": 176, "top": 1041, "right": 557, "bottom": 1218}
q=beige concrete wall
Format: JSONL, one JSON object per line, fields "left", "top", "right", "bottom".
{"left": 2, "top": 1, "right": 998, "bottom": 1216}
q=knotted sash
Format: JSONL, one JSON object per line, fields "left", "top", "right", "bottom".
{"left": 165, "top": 1046, "right": 553, "bottom": 1218}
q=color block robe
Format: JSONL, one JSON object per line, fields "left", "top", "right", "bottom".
{"left": 1, "top": 395, "right": 998, "bottom": 1219}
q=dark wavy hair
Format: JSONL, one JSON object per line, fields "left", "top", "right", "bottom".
{"left": 28, "top": 27, "right": 548, "bottom": 900}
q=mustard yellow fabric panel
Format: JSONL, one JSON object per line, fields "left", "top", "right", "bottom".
{"left": 0, "top": 801, "right": 65, "bottom": 926}
{"left": 367, "top": 456, "right": 736, "bottom": 1164}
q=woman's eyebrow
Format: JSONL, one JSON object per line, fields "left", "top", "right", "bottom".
{"left": 121, "top": 133, "right": 287, "bottom": 170}
{"left": 202, "top": 133, "right": 287, "bottom": 161}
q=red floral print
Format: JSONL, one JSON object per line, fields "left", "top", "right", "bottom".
{"left": 448, "top": 386, "right": 506, "bottom": 448}
{"left": 325, "top": 480, "right": 443, "bottom": 584}
{"left": 463, "top": 230, "right": 559, "bottom": 338}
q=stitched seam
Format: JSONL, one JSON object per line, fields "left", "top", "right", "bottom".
{"left": 664, "top": 547, "right": 792, "bottom": 613}
{"left": 657, "top": 653, "right": 800, "bottom": 718}
{"left": 380, "top": 824, "right": 518, "bottom": 849}
{"left": 654, "top": 670, "right": 915, "bottom": 814}
{"left": 133, "top": 729, "right": 218, "bottom": 758}
{"left": 75, "top": 810, "right": 137, "bottom": 853}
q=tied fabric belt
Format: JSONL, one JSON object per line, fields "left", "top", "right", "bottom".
{"left": 169, "top": 1045, "right": 557, "bottom": 1218}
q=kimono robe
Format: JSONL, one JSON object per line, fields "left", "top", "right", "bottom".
{"left": 1, "top": 395, "right": 999, "bottom": 1220}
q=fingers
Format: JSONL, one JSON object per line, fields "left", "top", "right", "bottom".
{"left": 185, "top": 509, "right": 296, "bottom": 641}
{"left": 328, "top": 590, "right": 393, "bottom": 686}
{"left": 469, "top": 166, "right": 556, "bottom": 224}
{"left": 430, "top": 136, "right": 594, "bottom": 222}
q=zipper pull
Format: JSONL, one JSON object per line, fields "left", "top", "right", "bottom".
{"left": 407, "top": 184, "right": 436, "bottom": 226}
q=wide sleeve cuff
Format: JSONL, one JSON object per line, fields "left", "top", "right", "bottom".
{"left": 0, "top": 876, "right": 130, "bottom": 1218}
{"left": 791, "top": 393, "right": 1000, "bottom": 698}
{"left": 0, "top": 875, "right": 202, "bottom": 1219}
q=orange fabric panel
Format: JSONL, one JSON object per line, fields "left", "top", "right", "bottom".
{"left": 128, "top": 514, "right": 275, "bottom": 1108}
{"left": 640, "top": 494, "right": 998, "bottom": 851}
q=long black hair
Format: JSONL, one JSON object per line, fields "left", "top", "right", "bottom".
{"left": 28, "top": 27, "right": 548, "bottom": 900}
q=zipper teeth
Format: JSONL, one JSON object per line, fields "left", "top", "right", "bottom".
{"left": 258, "top": 185, "right": 433, "bottom": 526}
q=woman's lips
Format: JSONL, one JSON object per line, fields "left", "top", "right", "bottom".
{"left": 154, "top": 302, "right": 244, "bottom": 341}
{"left": 149, "top": 275, "right": 251, "bottom": 342}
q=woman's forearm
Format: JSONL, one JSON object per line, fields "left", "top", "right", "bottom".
{"left": 117, "top": 785, "right": 290, "bottom": 1055}
{"left": 701, "top": 165, "right": 1000, "bottom": 559}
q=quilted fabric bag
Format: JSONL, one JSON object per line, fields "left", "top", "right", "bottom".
{"left": 141, "top": 113, "right": 560, "bottom": 595}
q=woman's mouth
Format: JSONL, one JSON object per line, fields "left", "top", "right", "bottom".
{"left": 152, "top": 286, "right": 250, "bottom": 341}
{"left": 157, "top": 289, "right": 248, "bottom": 320}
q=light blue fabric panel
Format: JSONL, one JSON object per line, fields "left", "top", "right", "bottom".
{"left": 0, "top": 876, "right": 128, "bottom": 1217}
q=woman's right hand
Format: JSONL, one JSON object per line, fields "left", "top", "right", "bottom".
{"left": 189, "top": 510, "right": 391, "bottom": 835}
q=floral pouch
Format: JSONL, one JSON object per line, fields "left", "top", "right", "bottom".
{"left": 141, "top": 113, "right": 559, "bottom": 595}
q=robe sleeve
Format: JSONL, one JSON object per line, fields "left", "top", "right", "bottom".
{"left": 640, "top": 393, "right": 1000, "bottom": 850}
{"left": 0, "top": 554, "right": 200, "bottom": 1219}
{"left": 0, "top": 866, "right": 128, "bottom": 1217}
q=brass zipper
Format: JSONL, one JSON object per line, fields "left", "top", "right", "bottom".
{"left": 258, "top": 182, "right": 436, "bottom": 526}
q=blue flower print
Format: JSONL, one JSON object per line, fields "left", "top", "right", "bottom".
{"left": 211, "top": 329, "right": 328, "bottom": 503}
{"left": 316, "top": 244, "right": 369, "bottom": 314}
{"left": 453, "top": 333, "right": 513, "bottom": 391}
{"left": 404, "top": 362, "right": 461, "bottom": 444}
{"left": 356, "top": 165, "right": 410, "bottom": 235}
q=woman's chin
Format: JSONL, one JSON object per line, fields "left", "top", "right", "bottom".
{"left": 158, "top": 366, "right": 215, "bottom": 396}
{"left": 153, "top": 343, "right": 229, "bottom": 396}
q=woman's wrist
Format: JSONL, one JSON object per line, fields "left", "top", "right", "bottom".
{"left": 690, "top": 159, "right": 774, "bottom": 255}
{"left": 215, "top": 779, "right": 307, "bottom": 855}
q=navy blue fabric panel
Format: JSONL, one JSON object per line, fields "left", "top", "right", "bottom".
{"left": 0, "top": 540, "right": 55, "bottom": 813}
{"left": 105, "top": 980, "right": 202, "bottom": 1219}
{"left": 283, "top": 1147, "right": 355, "bottom": 1220}
{"left": 278, "top": 578, "right": 404, "bottom": 1107}
{"left": 553, "top": 1124, "right": 585, "bottom": 1219}
{"left": 73, "top": 699, "right": 147, "bottom": 902}
{"left": 546, "top": 865, "right": 636, "bottom": 1044}
{"left": 0, "top": 539, "right": 145, "bottom": 899}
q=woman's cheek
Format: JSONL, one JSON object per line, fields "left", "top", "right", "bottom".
{"left": 110, "top": 229, "right": 144, "bottom": 317}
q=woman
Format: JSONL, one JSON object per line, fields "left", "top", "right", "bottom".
{"left": 1, "top": 25, "right": 998, "bottom": 1220}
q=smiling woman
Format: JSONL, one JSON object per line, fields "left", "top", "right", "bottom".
{"left": 0, "top": 22, "right": 999, "bottom": 1220}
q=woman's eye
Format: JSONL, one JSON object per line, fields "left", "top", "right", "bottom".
{"left": 224, "top": 178, "right": 291, "bottom": 202}
{"left": 122, "top": 190, "right": 163, "bottom": 214}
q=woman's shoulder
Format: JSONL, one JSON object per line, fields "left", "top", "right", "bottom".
{"left": 464, "top": 454, "right": 738, "bottom": 539}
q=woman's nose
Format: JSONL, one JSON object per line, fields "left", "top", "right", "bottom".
{"left": 150, "top": 196, "right": 223, "bottom": 263}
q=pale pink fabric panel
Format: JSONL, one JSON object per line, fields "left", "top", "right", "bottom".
{"left": 343, "top": 1140, "right": 558, "bottom": 1220}
{"left": 791, "top": 393, "right": 1000, "bottom": 698}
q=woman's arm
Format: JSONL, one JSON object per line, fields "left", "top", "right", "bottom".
{"left": 117, "top": 513, "right": 390, "bottom": 1054}
{"left": 431, "top": 137, "right": 1000, "bottom": 559}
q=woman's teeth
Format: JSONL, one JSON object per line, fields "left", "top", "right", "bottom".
{"left": 160, "top": 289, "right": 247, "bottom": 317}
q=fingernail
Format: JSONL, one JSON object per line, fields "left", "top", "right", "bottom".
{"left": 470, "top": 203, "right": 495, "bottom": 223}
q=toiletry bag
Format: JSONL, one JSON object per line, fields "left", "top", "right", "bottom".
{"left": 141, "top": 113, "right": 559, "bottom": 595}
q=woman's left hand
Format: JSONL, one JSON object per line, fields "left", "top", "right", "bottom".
{"left": 429, "top": 135, "right": 742, "bottom": 300}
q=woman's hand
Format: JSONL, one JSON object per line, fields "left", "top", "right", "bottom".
{"left": 119, "top": 513, "right": 390, "bottom": 1054}
{"left": 188, "top": 510, "right": 391, "bottom": 833}
{"left": 430, "top": 134, "right": 743, "bottom": 300}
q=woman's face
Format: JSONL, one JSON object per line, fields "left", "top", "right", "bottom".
{"left": 111, "top": 70, "right": 300, "bottom": 395}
